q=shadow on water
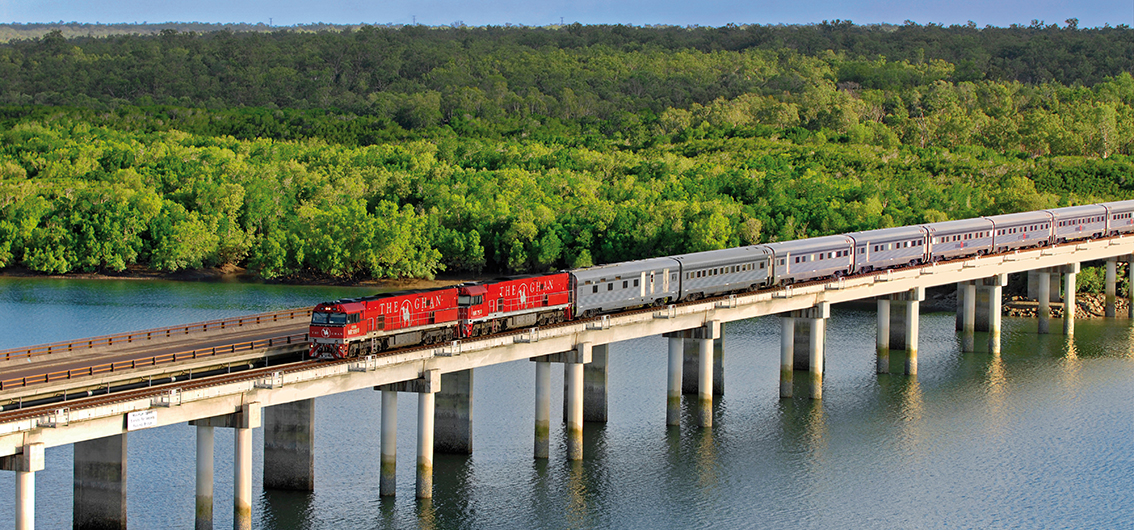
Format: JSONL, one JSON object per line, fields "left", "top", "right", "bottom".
{"left": 260, "top": 489, "right": 315, "bottom": 530}
{"left": 428, "top": 453, "right": 475, "bottom": 527}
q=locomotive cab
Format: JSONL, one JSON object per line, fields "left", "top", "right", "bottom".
{"left": 309, "top": 302, "right": 366, "bottom": 359}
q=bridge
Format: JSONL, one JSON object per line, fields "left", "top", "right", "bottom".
{"left": 2, "top": 236, "right": 1133, "bottom": 529}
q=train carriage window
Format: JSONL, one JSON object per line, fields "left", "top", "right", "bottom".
{"left": 608, "top": 284, "right": 613, "bottom": 291}
{"left": 623, "top": 281, "right": 628, "bottom": 289}
{"left": 634, "top": 279, "right": 639, "bottom": 287}
{"left": 593, "top": 286, "right": 598, "bottom": 294}
{"left": 760, "top": 262, "right": 766, "bottom": 269}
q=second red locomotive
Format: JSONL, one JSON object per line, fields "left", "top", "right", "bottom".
{"left": 309, "top": 273, "right": 571, "bottom": 360}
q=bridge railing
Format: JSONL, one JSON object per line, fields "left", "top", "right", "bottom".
{"left": 0, "top": 308, "right": 313, "bottom": 362}
{"left": 0, "top": 333, "right": 309, "bottom": 391}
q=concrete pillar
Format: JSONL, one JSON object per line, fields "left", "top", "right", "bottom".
{"left": 534, "top": 361, "right": 551, "bottom": 458}
{"left": 682, "top": 332, "right": 724, "bottom": 396}
{"left": 962, "top": 281, "right": 977, "bottom": 352}
{"left": 3, "top": 443, "right": 43, "bottom": 530}
{"left": 264, "top": 399, "right": 315, "bottom": 491}
{"left": 988, "top": 283, "right": 1002, "bottom": 355}
{"left": 565, "top": 362, "right": 584, "bottom": 460}
{"left": 905, "top": 301, "right": 919, "bottom": 376}
{"left": 876, "top": 299, "right": 890, "bottom": 374}
{"left": 889, "top": 302, "right": 908, "bottom": 351}
{"left": 416, "top": 392, "right": 435, "bottom": 499}
{"left": 809, "top": 317, "right": 825, "bottom": 399}
{"left": 713, "top": 323, "right": 725, "bottom": 396}
{"left": 1106, "top": 259, "right": 1117, "bottom": 317}
{"left": 436, "top": 370, "right": 474, "bottom": 454}
{"left": 1129, "top": 260, "right": 1134, "bottom": 319}
{"left": 196, "top": 426, "right": 215, "bottom": 530}
{"left": 583, "top": 344, "right": 608, "bottom": 423}
{"left": 793, "top": 318, "right": 812, "bottom": 369}
{"left": 74, "top": 434, "right": 127, "bottom": 530}
{"left": 780, "top": 317, "right": 794, "bottom": 397}
{"left": 698, "top": 337, "right": 713, "bottom": 427}
{"left": 667, "top": 336, "right": 683, "bottom": 425}
{"left": 380, "top": 390, "right": 397, "bottom": 496}
{"left": 234, "top": 426, "right": 252, "bottom": 530}
{"left": 16, "top": 470, "right": 33, "bottom": 530}
{"left": 1039, "top": 270, "right": 1052, "bottom": 334}
{"left": 1064, "top": 267, "right": 1078, "bottom": 336}
{"left": 956, "top": 281, "right": 965, "bottom": 331}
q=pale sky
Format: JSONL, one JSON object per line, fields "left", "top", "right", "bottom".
{"left": 1, "top": 0, "right": 1130, "bottom": 29}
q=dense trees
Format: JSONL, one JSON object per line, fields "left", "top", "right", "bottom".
{"left": 0, "top": 23, "right": 1131, "bottom": 280}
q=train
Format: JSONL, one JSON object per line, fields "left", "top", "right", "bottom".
{"left": 308, "top": 200, "right": 1134, "bottom": 360}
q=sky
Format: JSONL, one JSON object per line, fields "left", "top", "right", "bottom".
{"left": 1, "top": 0, "right": 1131, "bottom": 29}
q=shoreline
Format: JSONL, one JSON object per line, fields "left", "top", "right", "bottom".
{"left": 0, "top": 264, "right": 480, "bottom": 291}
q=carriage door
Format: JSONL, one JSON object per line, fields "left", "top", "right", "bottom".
{"left": 649, "top": 272, "right": 656, "bottom": 294}
{"left": 640, "top": 272, "right": 647, "bottom": 298}
{"left": 662, "top": 268, "right": 670, "bottom": 293}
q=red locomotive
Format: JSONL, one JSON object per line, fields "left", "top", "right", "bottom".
{"left": 309, "top": 273, "right": 572, "bottom": 360}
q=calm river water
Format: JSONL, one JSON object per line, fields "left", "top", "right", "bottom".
{"left": 1, "top": 276, "right": 1133, "bottom": 529}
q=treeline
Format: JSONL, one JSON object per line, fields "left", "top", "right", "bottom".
{"left": 0, "top": 24, "right": 1132, "bottom": 281}
{"left": 1, "top": 112, "right": 1132, "bottom": 279}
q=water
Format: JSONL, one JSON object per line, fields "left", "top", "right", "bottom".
{"left": 1, "top": 277, "right": 1133, "bottom": 529}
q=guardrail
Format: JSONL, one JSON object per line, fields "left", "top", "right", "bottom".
{"left": 0, "top": 308, "right": 312, "bottom": 362}
{"left": 0, "top": 333, "right": 309, "bottom": 391}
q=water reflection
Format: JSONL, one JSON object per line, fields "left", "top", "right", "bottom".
{"left": 261, "top": 489, "right": 314, "bottom": 530}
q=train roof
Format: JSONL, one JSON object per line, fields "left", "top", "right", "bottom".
{"left": 319, "top": 286, "right": 458, "bottom": 307}
{"left": 570, "top": 256, "right": 679, "bottom": 282}
{"left": 845, "top": 225, "right": 927, "bottom": 243}
{"left": 924, "top": 217, "right": 994, "bottom": 234}
{"left": 1102, "top": 200, "right": 1134, "bottom": 213}
{"left": 1046, "top": 204, "right": 1108, "bottom": 217}
{"left": 984, "top": 211, "right": 1053, "bottom": 225}
{"left": 671, "top": 246, "right": 770, "bottom": 267}
{"left": 761, "top": 235, "right": 854, "bottom": 254}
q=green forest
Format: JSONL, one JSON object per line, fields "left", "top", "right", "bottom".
{"left": 0, "top": 22, "right": 1132, "bottom": 281}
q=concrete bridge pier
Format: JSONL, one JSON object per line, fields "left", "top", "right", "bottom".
{"left": 196, "top": 426, "right": 214, "bottom": 530}
{"left": 74, "top": 434, "right": 128, "bottom": 530}
{"left": 565, "top": 343, "right": 588, "bottom": 460}
{"left": 380, "top": 389, "right": 398, "bottom": 496}
{"left": 1064, "top": 263, "right": 1080, "bottom": 336}
{"left": 533, "top": 361, "right": 551, "bottom": 458}
{"left": 436, "top": 370, "right": 474, "bottom": 454}
{"left": 809, "top": 314, "right": 826, "bottom": 399}
{"left": 961, "top": 281, "right": 977, "bottom": 352}
{"left": 264, "top": 399, "right": 315, "bottom": 491}
{"left": 664, "top": 333, "right": 684, "bottom": 424}
{"left": 1038, "top": 269, "right": 1052, "bottom": 334}
{"left": 1106, "top": 258, "right": 1118, "bottom": 317}
{"left": 876, "top": 299, "right": 890, "bottom": 374}
{"left": 984, "top": 274, "right": 1006, "bottom": 355}
{"left": 784, "top": 304, "right": 828, "bottom": 399}
{"left": 189, "top": 402, "right": 260, "bottom": 529}
{"left": 682, "top": 324, "right": 725, "bottom": 397}
{"left": 890, "top": 288, "right": 923, "bottom": 375}
{"left": 780, "top": 316, "right": 794, "bottom": 396}
{"left": 2, "top": 443, "right": 44, "bottom": 530}
{"left": 583, "top": 345, "right": 609, "bottom": 423}
{"left": 376, "top": 371, "right": 440, "bottom": 498}
{"left": 416, "top": 390, "right": 435, "bottom": 499}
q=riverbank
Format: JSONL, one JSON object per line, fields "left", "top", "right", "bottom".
{"left": 0, "top": 264, "right": 477, "bottom": 291}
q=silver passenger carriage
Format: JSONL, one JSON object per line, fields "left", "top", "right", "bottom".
{"left": 673, "top": 246, "right": 772, "bottom": 301}
{"left": 986, "top": 211, "right": 1054, "bottom": 252}
{"left": 846, "top": 226, "right": 929, "bottom": 273}
{"left": 1102, "top": 200, "right": 1134, "bottom": 235}
{"left": 570, "top": 257, "right": 681, "bottom": 317}
{"left": 1047, "top": 204, "right": 1108, "bottom": 243}
{"left": 926, "top": 218, "right": 995, "bottom": 261}
{"left": 765, "top": 235, "right": 855, "bottom": 285}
